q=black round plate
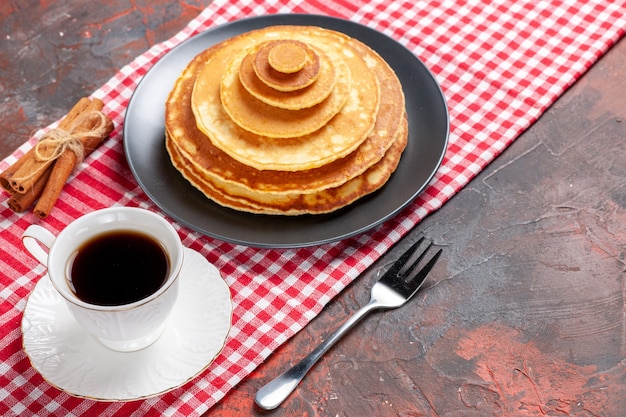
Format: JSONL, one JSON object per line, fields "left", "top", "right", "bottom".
{"left": 123, "top": 14, "right": 449, "bottom": 248}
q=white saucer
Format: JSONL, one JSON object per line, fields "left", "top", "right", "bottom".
{"left": 21, "top": 248, "right": 232, "bottom": 401}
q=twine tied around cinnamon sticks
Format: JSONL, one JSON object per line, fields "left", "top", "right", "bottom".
{"left": 14, "top": 111, "right": 110, "bottom": 187}
{"left": 0, "top": 97, "right": 114, "bottom": 218}
{"left": 35, "top": 111, "right": 110, "bottom": 165}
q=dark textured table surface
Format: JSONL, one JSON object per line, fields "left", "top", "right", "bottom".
{"left": 2, "top": 2, "right": 625, "bottom": 416}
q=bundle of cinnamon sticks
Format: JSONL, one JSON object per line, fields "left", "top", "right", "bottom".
{"left": 0, "top": 97, "right": 114, "bottom": 218}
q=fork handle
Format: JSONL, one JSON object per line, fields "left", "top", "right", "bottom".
{"left": 255, "top": 299, "right": 383, "bottom": 410}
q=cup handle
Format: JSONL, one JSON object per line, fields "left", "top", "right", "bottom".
{"left": 22, "top": 225, "right": 56, "bottom": 265}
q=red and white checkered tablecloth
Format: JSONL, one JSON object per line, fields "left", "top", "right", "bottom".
{"left": 1, "top": 0, "right": 625, "bottom": 415}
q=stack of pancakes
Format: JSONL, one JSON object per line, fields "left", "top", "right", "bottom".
{"left": 165, "top": 25, "right": 407, "bottom": 215}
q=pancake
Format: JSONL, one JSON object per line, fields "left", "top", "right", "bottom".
{"left": 165, "top": 24, "right": 408, "bottom": 215}
{"left": 166, "top": 117, "right": 408, "bottom": 215}
{"left": 253, "top": 40, "right": 322, "bottom": 92}
{"left": 165, "top": 30, "right": 405, "bottom": 196}
{"left": 191, "top": 25, "right": 380, "bottom": 171}
{"left": 239, "top": 42, "right": 339, "bottom": 110}
{"left": 220, "top": 46, "right": 351, "bottom": 137}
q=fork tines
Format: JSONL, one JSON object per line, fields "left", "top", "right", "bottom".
{"left": 380, "top": 237, "right": 442, "bottom": 296}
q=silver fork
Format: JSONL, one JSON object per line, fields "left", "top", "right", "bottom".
{"left": 255, "top": 238, "right": 442, "bottom": 410}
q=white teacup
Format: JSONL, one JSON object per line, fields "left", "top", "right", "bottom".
{"left": 22, "top": 207, "right": 184, "bottom": 352}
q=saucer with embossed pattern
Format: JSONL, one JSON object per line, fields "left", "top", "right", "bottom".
{"left": 21, "top": 248, "right": 232, "bottom": 401}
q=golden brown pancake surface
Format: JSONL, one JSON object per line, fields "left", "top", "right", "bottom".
{"left": 191, "top": 26, "right": 380, "bottom": 171}
{"left": 239, "top": 42, "right": 339, "bottom": 110}
{"left": 220, "top": 47, "right": 351, "bottom": 138}
{"left": 166, "top": 118, "right": 407, "bottom": 215}
{"left": 165, "top": 25, "right": 408, "bottom": 215}
{"left": 254, "top": 40, "right": 322, "bottom": 91}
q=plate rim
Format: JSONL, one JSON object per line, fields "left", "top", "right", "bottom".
{"left": 123, "top": 14, "right": 449, "bottom": 248}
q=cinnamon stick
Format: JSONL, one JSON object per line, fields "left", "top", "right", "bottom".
{"left": 0, "top": 148, "right": 36, "bottom": 194}
{"left": 8, "top": 98, "right": 92, "bottom": 194}
{"left": 1, "top": 99, "right": 91, "bottom": 194}
{"left": 3, "top": 97, "right": 114, "bottom": 215}
{"left": 32, "top": 154, "right": 71, "bottom": 218}
{"left": 7, "top": 168, "right": 52, "bottom": 212}
{"left": 59, "top": 98, "right": 93, "bottom": 130}
{"left": 34, "top": 104, "right": 114, "bottom": 218}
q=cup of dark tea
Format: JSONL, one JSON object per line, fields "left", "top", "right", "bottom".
{"left": 22, "top": 207, "right": 184, "bottom": 352}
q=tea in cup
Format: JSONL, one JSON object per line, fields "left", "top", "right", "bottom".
{"left": 22, "top": 207, "right": 184, "bottom": 352}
